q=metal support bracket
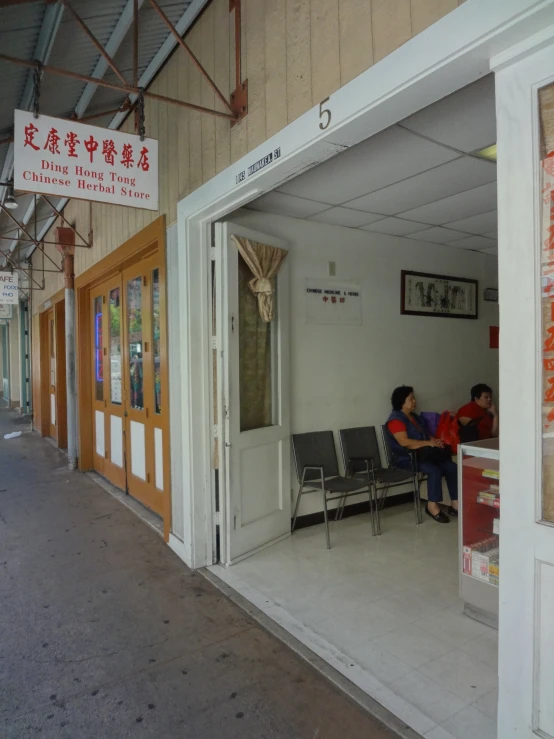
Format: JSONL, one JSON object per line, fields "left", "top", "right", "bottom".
{"left": 229, "top": 0, "right": 248, "bottom": 124}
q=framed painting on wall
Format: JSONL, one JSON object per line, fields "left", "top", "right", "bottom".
{"left": 401, "top": 270, "right": 478, "bottom": 319}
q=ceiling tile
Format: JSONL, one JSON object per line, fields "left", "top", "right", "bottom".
{"left": 278, "top": 125, "right": 458, "bottom": 205}
{"left": 309, "top": 207, "right": 384, "bottom": 228}
{"left": 398, "top": 181, "right": 497, "bottom": 225}
{"left": 445, "top": 210, "right": 497, "bottom": 234}
{"left": 447, "top": 235, "right": 497, "bottom": 250}
{"left": 361, "top": 218, "right": 430, "bottom": 236}
{"left": 400, "top": 75, "right": 496, "bottom": 153}
{"left": 246, "top": 191, "right": 330, "bottom": 219}
{"left": 345, "top": 156, "right": 496, "bottom": 215}
{"left": 409, "top": 226, "right": 469, "bottom": 244}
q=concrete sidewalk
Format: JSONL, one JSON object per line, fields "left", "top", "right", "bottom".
{"left": 0, "top": 408, "right": 402, "bottom": 739}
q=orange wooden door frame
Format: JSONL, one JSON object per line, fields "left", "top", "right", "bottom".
{"left": 46, "top": 309, "right": 56, "bottom": 440}
{"left": 37, "top": 311, "right": 50, "bottom": 437}
{"left": 76, "top": 216, "right": 171, "bottom": 540}
{"left": 55, "top": 300, "right": 67, "bottom": 450}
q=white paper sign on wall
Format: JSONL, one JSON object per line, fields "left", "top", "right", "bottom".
{"left": 0, "top": 304, "right": 13, "bottom": 319}
{"left": 14, "top": 110, "right": 158, "bottom": 211}
{"left": 0, "top": 273, "right": 18, "bottom": 305}
{"left": 305, "top": 279, "right": 362, "bottom": 326}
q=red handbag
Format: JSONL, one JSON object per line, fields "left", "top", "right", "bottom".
{"left": 435, "top": 411, "right": 460, "bottom": 452}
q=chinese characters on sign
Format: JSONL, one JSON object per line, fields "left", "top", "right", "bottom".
{"left": 304, "top": 279, "right": 362, "bottom": 326}
{"left": 14, "top": 110, "right": 158, "bottom": 211}
{"left": 0, "top": 273, "right": 18, "bottom": 305}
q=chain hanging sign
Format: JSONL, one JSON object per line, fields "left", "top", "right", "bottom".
{"left": 0, "top": 273, "right": 18, "bottom": 305}
{"left": 13, "top": 110, "right": 158, "bottom": 211}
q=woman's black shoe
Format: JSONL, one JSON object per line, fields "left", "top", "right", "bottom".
{"left": 425, "top": 504, "right": 449, "bottom": 523}
{"left": 448, "top": 506, "right": 458, "bottom": 517}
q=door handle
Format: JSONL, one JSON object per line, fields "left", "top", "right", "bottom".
{"left": 124, "top": 411, "right": 128, "bottom": 417}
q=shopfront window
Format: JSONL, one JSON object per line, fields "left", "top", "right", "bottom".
{"left": 93, "top": 296, "right": 103, "bottom": 402}
{"left": 152, "top": 268, "right": 161, "bottom": 414}
{"left": 540, "top": 81, "right": 554, "bottom": 522}
{"left": 109, "top": 287, "right": 122, "bottom": 405}
{"left": 127, "top": 277, "right": 143, "bottom": 410}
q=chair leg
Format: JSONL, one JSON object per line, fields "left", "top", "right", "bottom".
{"left": 335, "top": 494, "right": 346, "bottom": 521}
{"left": 373, "top": 484, "right": 381, "bottom": 536}
{"left": 368, "top": 485, "right": 377, "bottom": 536}
{"left": 413, "top": 474, "right": 422, "bottom": 525}
{"left": 292, "top": 485, "right": 304, "bottom": 532}
{"left": 378, "top": 484, "right": 390, "bottom": 511}
{"left": 322, "top": 489, "right": 331, "bottom": 549}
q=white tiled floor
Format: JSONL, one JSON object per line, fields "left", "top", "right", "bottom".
{"left": 210, "top": 504, "right": 499, "bottom": 739}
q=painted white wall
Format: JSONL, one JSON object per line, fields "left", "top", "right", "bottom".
{"left": 231, "top": 209, "right": 499, "bottom": 515}
{"left": 166, "top": 223, "right": 185, "bottom": 542}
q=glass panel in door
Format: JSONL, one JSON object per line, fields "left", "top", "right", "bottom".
{"left": 93, "top": 296, "right": 103, "bottom": 402}
{"left": 238, "top": 255, "right": 277, "bottom": 432}
{"left": 109, "top": 287, "right": 122, "bottom": 406}
{"left": 127, "top": 276, "right": 144, "bottom": 411}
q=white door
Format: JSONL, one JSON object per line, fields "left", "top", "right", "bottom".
{"left": 497, "top": 41, "right": 554, "bottom": 738}
{"left": 215, "top": 221, "right": 290, "bottom": 565}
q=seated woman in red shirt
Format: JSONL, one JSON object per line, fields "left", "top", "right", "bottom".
{"left": 456, "top": 383, "right": 498, "bottom": 441}
{"left": 386, "top": 386, "right": 458, "bottom": 524}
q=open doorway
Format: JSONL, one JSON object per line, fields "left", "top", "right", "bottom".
{"left": 211, "top": 76, "right": 499, "bottom": 739}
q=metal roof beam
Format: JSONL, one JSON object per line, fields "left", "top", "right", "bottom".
{"left": 26, "top": 0, "right": 212, "bottom": 263}
{"left": 74, "top": 0, "right": 146, "bottom": 119}
{"left": 109, "top": 0, "right": 209, "bottom": 130}
{"left": 0, "top": 1, "right": 64, "bottom": 203}
{"left": 10, "top": 0, "right": 141, "bottom": 262}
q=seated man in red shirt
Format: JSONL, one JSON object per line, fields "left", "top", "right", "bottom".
{"left": 456, "top": 383, "right": 498, "bottom": 441}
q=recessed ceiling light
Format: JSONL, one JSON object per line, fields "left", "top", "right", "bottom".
{"left": 473, "top": 144, "right": 497, "bottom": 162}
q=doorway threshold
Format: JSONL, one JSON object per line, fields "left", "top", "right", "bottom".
{"left": 86, "top": 471, "right": 163, "bottom": 537}
{"left": 204, "top": 563, "right": 434, "bottom": 739}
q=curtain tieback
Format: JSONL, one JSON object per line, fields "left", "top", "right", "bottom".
{"left": 249, "top": 277, "right": 273, "bottom": 295}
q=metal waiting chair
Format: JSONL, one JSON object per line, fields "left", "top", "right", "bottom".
{"left": 379, "top": 424, "right": 426, "bottom": 528}
{"left": 291, "top": 431, "right": 375, "bottom": 548}
{"left": 339, "top": 426, "right": 420, "bottom": 535}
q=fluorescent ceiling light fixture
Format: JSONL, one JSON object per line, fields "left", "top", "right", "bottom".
{"left": 5, "top": 186, "right": 18, "bottom": 210}
{"left": 473, "top": 144, "right": 497, "bottom": 162}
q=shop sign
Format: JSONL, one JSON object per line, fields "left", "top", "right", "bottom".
{"left": 235, "top": 147, "right": 281, "bottom": 185}
{"left": 304, "top": 278, "right": 362, "bottom": 326}
{"left": 14, "top": 110, "right": 158, "bottom": 211}
{"left": 0, "top": 273, "right": 18, "bottom": 305}
{"left": 0, "top": 304, "right": 13, "bottom": 319}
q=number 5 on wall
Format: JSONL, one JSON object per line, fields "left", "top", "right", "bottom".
{"left": 319, "top": 97, "right": 332, "bottom": 130}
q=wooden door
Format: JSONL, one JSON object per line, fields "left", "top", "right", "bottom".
{"left": 90, "top": 276, "right": 126, "bottom": 489}
{"left": 122, "top": 255, "right": 166, "bottom": 515}
{"left": 46, "top": 309, "right": 56, "bottom": 439}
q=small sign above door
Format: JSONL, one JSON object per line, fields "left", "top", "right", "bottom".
{"left": 14, "top": 110, "right": 159, "bottom": 211}
{"left": 0, "top": 303, "right": 13, "bottom": 318}
{"left": 304, "top": 278, "right": 362, "bottom": 326}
